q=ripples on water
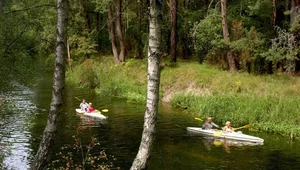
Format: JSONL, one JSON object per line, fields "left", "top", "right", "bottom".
{"left": 1, "top": 83, "right": 37, "bottom": 169}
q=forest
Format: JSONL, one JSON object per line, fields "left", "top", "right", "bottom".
{"left": 1, "top": 0, "right": 300, "bottom": 75}
{"left": 1, "top": 0, "right": 300, "bottom": 169}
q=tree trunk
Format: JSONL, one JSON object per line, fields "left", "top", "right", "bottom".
{"left": 291, "top": 0, "right": 300, "bottom": 25}
{"left": 115, "top": 0, "right": 126, "bottom": 62}
{"left": 184, "top": 0, "right": 189, "bottom": 8}
{"left": 30, "top": 0, "right": 68, "bottom": 169}
{"left": 108, "top": 5, "right": 120, "bottom": 64}
{"left": 181, "top": 0, "right": 189, "bottom": 59}
{"left": 130, "top": 0, "right": 162, "bottom": 169}
{"left": 221, "top": 0, "right": 237, "bottom": 71}
{"left": 286, "top": 0, "right": 290, "bottom": 21}
{"left": 170, "top": 0, "right": 177, "bottom": 62}
{"left": 289, "top": 0, "right": 300, "bottom": 73}
{"left": 272, "top": 0, "right": 276, "bottom": 26}
{"left": 67, "top": 39, "right": 71, "bottom": 69}
{"left": 137, "top": 0, "right": 143, "bottom": 59}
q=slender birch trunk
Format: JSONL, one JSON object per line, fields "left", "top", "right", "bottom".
{"left": 130, "top": 0, "right": 162, "bottom": 169}
{"left": 221, "top": 0, "right": 237, "bottom": 71}
{"left": 31, "top": 0, "right": 68, "bottom": 169}
{"left": 108, "top": 5, "right": 120, "bottom": 64}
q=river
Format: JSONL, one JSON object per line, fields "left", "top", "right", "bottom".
{"left": 1, "top": 71, "right": 300, "bottom": 170}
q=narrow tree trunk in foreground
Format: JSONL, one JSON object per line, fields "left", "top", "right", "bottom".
{"left": 170, "top": 0, "right": 177, "bottom": 62}
{"left": 31, "top": 0, "right": 68, "bottom": 169}
{"left": 221, "top": 0, "right": 237, "bottom": 71}
{"left": 115, "top": 0, "right": 126, "bottom": 62}
{"left": 130, "top": 0, "right": 162, "bottom": 169}
{"left": 108, "top": 5, "right": 120, "bottom": 64}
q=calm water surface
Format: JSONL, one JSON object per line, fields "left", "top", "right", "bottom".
{"left": 1, "top": 72, "right": 300, "bottom": 170}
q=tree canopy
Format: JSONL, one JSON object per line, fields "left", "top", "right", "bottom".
{"left": 1, "top": 0, "right": 300, "bottom": 74}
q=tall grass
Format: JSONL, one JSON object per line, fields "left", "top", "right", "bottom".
{"left": 67, "top": 57, "right": 300, "bottom": 138}
{"left": 66, "top": 57, "right": 148, "bottom": 103}
{"left": 170, "top": 93, "right": 300, "bottom": 138}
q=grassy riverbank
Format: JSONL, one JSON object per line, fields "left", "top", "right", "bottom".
{"left": 67, "top": 56, "right": 300, "bottom": 139}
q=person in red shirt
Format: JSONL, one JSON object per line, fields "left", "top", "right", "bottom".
{"left": 87, "top": 103, "right": 95, "bottom": 113}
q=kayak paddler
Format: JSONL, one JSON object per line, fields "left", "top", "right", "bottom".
{"left": 202, "top": 117, "right": 219, "bottom": 130}
{"left": 80, "top": 99, "right": 89, "bottom": 111}
{"left": 223, "top": 121, "right": 234, "bottom": 132}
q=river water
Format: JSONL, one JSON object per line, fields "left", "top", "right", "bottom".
{"left": 1, "top": 71, "right": 300, "bottom": 169}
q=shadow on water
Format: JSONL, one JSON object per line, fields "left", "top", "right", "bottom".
{"left": 2, "top": 69, "right": 300, "bottom": 169}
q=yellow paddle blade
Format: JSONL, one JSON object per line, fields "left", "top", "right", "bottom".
{"left": 233, "top": 124, "right": 252, "bottom": 131}
{"left": 243, "top": 124, "right": 252, "bottom": 129}
{"left": 102, "top": 109, "right": 109, "bottom": 112}
{"left": 95, "top": 110, "right": 101, "bottom": 114}
{"left": 194, "top": 117, "right": 203, "bottom": 121}
{"left": 213, "top": 132, "right": 223, "bottom": 137}
{"left": 213, "top": 141, "right": 222, "bottom": 146}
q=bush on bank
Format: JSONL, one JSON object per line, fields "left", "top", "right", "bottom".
{"left": 66, "top": 56, "right": 300, "bottom": 138}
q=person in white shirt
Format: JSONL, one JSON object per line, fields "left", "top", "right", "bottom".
{"left": 80, "top": 99, "right": 89, "bottom": 111}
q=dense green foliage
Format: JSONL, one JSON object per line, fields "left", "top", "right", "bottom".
{"left": 1, "top": 0, "right": 299, "bottom": 73}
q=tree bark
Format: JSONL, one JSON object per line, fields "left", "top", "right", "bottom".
{"left": 184, "top": 0, "right": 189, "bottom": 8}
{"left": 137, "top": 0, "right": 143, "bottom": 59}
{"left": 170, "top": 0, "right": 177, "bottom": 62}
{"left": 115, "top": 0, "right": 126, "bottom": 62}
{"left": 289, "top": 0, "right": 300, "bottom": 72}
{"left": 221, "top": 0, "right": 237, "bottom": 71}
{"left": 291, "top": 0, "right": 300, "bottom": 26}
{"left": 30, "top": 0, "right": 68, "bottom": 169}
{"left": 130, "top": 0, "right": 162, "bottom": 169}
{"left": 272, "top": 0, "right": 276, "bottom": 26}
{"left": 108, "top": 5, "right": 120, "bottom": 64}
{"left": 67, "top": 39, "right": 71, "bottom": 69}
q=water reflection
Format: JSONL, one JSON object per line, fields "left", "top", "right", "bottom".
{"left": 77, "top": 114, "right": 107, "bottom": 128}
{"left": 201, "top": 136, "right": 264, "bottom": 153}
{"left": 1, "top": 83, "right": 36, "bottom": 169}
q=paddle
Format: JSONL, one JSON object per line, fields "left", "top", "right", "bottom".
{"left": 194, "top": 117, "right": 203, "bottom": 121}
{"left": 75, "top": 97, "right": 81, "bottom": 101}
{"left": 232, "top": 124, "right": 251, "bottom": 131}
{"left": 95, "top": 110, "right": 109, "bottom": 118}
{"left": 214, "top": 124, "right": 252, "bottom": 136}
{"left": 102, "top": 109, "right": 109, "bottom": 112}
{"left": 75, "top": 97, "right": 109, "bottom": 113}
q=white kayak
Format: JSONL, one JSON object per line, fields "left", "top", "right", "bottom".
{"left": 75, "top": 109, "right": 106, "bottom": 119}
{"left": 187, "top": 127, "right": 264, "bottom": 143}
